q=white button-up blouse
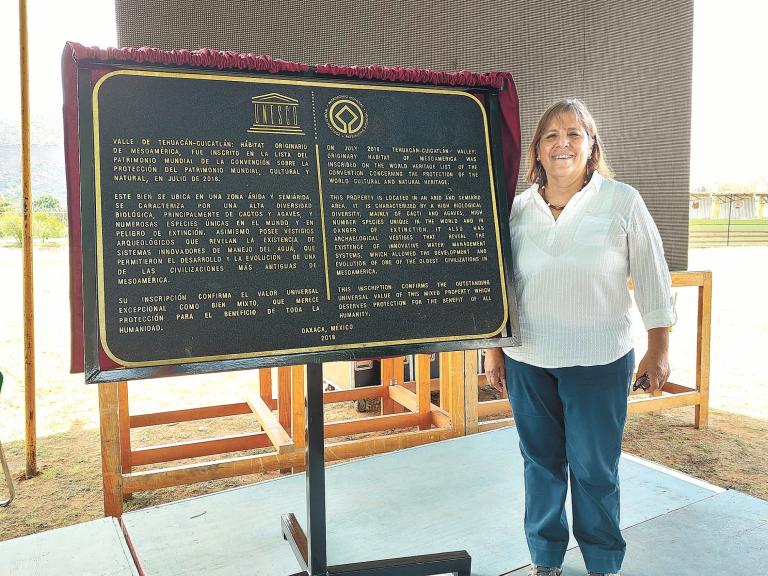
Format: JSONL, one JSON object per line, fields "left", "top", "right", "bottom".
{"left": 502, "top": 171, "right": 675, "bottom": 368}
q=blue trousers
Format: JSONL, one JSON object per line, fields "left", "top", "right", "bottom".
{"left": 504, "top": 351, "right": 634, "bottom": 574}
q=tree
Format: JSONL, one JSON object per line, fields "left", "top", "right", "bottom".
{"left": 0, "top": 212, "right": 67, "bottom": 244}
{"left": 32, "top": 194, "right": 66, "bottom": 221}
{"left": 0, "top": 212, "right": 23, "bottom": 243}
{"left": 0, "top": 196, "right": 15, "bottom": 214}
{"left": 33, "top": 213, "right": 66, "bottom": 242}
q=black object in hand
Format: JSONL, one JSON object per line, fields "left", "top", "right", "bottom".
{"left": 632, "top": 372, "right": 650, "bottom": 391}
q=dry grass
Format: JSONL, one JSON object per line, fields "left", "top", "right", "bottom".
{"left": 623, "top": 407, "right": 768, "bottom": 500}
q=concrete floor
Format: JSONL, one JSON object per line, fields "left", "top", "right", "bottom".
{"left": 2, "top": 427, "right": 764, "bottom": 575}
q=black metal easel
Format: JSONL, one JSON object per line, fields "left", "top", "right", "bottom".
{"left": 282, "top": 363, "right": 472, "bottom": 576}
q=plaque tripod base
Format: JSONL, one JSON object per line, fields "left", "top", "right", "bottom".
{"left": 282, "top": 363, "right": 472, "bottom": 576}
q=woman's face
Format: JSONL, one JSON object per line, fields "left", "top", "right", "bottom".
{"left": 537, "top": 112, "right": 593, "bottom": 183}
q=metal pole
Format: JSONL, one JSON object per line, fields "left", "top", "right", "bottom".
{"left": 18, "top": 0, "right": 37, "bottom": 478}
{"left": 305, "top": 363, "right": 327, "bottom": 575}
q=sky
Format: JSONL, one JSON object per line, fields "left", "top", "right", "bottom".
{"left": 0, "top": 0, "right": 766, "bottom": 189}
{"left": 0, "top": 1, "right": 116, "bottom": 123}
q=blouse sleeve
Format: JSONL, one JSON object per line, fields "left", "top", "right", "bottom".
{"left": 627, "top": 193, "right": 676, "bottom": 330}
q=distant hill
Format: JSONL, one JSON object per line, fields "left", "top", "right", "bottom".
{"left": 0, "top": 115, "right": 62, "bottom": 146}
{"left": 0, "top": 116, "right": 66, "bottom": 209}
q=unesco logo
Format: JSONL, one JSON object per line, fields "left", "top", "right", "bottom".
{"left": 325, "top": 96, "right": 367, "bottom": 138}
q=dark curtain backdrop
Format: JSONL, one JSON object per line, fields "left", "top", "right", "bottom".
{"left": 115, "top": 0, "right": 693, "bottom": 271}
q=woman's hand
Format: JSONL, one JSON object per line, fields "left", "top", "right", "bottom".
{"left": 484, "top": 348, "right": 506, "bottom": 394}
{"left": 636, "top": 327, "right": 670, "bottom": 392}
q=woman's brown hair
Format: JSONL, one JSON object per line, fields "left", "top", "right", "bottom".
{"left": 526, "top": 98, "right": 614, "bottom": 186}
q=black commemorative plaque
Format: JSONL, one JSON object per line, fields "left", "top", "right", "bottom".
{"left": 83, "top": 68, "right": 516, "bottom": 375}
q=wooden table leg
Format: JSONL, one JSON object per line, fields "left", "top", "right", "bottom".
{"left": 99, "top": 381, "right": 124, "bottom": 517}
{"left": 416, "top": 355, "right": 432, "bottom": 431}
{"left": 695, "top": 273, "right": 712, "bottom": 429}
{"left": 278, "top": 366, "right": 293, "bottom": 474}
{"left": 291, "top": 365, "right": 306, "bottom": 473}
{"left": 464, "top": 351, "right": 479, "bottom": 435}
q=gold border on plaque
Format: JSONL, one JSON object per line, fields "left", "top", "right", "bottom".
{"left": 92, "top": 69, "right": 508, "bottom": 367}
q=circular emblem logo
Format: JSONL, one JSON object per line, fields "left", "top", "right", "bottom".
{"left": 325, "top": 96, "right": 367, "bottom": 138}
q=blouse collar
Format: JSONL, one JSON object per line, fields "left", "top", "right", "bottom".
{"left": 529, "top": 171, "right": 604, "bottom": 219}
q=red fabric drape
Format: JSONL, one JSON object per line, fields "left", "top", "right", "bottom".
{"left": 67, "top": 43, "right": 310, "bottom": 73}
{"left": 62, "top": 42, "right": 521, "bottom": 373}
{"left": 61, "top": 44, "right": 83, "bottom": 373}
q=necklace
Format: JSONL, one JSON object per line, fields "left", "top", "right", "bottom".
{"left": 540, "top": 186, "right": 567, "bottom": 211}
{"left": 540, "top": 175, "right": 590, "bottom": 211}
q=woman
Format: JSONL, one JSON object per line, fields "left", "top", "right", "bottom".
{"left": 485, "top": 99, "right": 674, "bottom": 576}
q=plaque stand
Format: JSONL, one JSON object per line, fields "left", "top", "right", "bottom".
{"left": 282, "top": 363, "right": 472, "bottom": 576}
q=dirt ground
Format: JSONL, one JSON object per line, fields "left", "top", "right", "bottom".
{"left": 1, "top": 244, "right": 767, "bottom": 542}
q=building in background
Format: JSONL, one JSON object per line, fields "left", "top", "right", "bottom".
{"left": 114, "top": 0, "right": 694, "bottom": 270}
{"left": 690, "top": 191, "right": 768, "bottom": 220}
{"left": 689, "top": 189, "right": 768, "bottom": 247}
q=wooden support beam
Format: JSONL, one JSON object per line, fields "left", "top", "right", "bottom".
{"left": 19, "top": 0, "right": 37, "bottom": 480}
{"left": 323, "top": 428, "right": 452, "bottom": 462}
{"left": 672, "top": 270, "right": 712, "bottom": 288}
{"left": 98, "top": 382, "right": 123, "bottom": 517}
{"left": 277, "top": 366, "right": 293, "bottom": 475}
{"left": 380, "top": 358, "right": 395, "bottom": 415}
{"left": 391, "top": 356, "right": 406, "bottom": 414}
{"left": 129, "top": 432, "right": 272, "bottom": 468}
{"left": 430, "top": 406, "right": 452, "bottom": 429}
{"left": 323, "top": 385, "right": 387, "bottom": 404}
{"left": 130, "top": 403, "right": 252, "bottom": 428}
{"left": 415, "top": 354, "right": 432, "bottom": 430}
{"left": 695, "top": 272, "right": 712, "bottom": 429}
{"left": 248, "top": 396, "right": 295, "bottom": 454}
{"left": 628, "top": 270, "right": 710, "bottom": 290}
{"left": 387, "top": 384, "right": 418, "bottom": 412}
{"left": 277, "top": 366, "right": 292, "bottom": 435}
{"left": 659, "top": 381, "right": 696, "bottom": 394}
{"left": 123, "top": 427, "right": 452, "bottom": 494}
{"left": 402, "top": 377, "right": 441, "bottom": 393}
{"left": 291, "top": 365, "right": 306, "bottom": 473}
{"left": 439, "top": 352, "right": 450, "bottom": 411}
{"left": 628, "top": 391, "right": 702, "bottom": 413}
{"left": 325, "top": 412, "right": 420, "bottom": 438}
{"left": 259, "top": 368, "right": 277, "bottom": 411}
{"left": 451, "top": 351, "right": 467, "bottom": 436}
{"left": 442, "top": 351, "right": 466, "bottom": 436}
{"left": 671, "top": 271, "right": 711, "bottom": 287}
{"left": 464, "top": 351, "right": 479, "bottom": 435}
{"left": 117, "top": 382, "right": 131, "bottom": 474}
{"left": 477, "top": 418, "right": 515, "bottom": 433}
{"left": 388, "top": 382, "right": 450, "bottom": 429}
{"left": 123, "top": 450, "right": 303, "bottom": 493}
{"left": 388, "top": 381, "right": 454, "bottom": 429}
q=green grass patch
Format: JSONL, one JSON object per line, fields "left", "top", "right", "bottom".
{"left": 690, "top": 219, "right": 768, "bottom": 226}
